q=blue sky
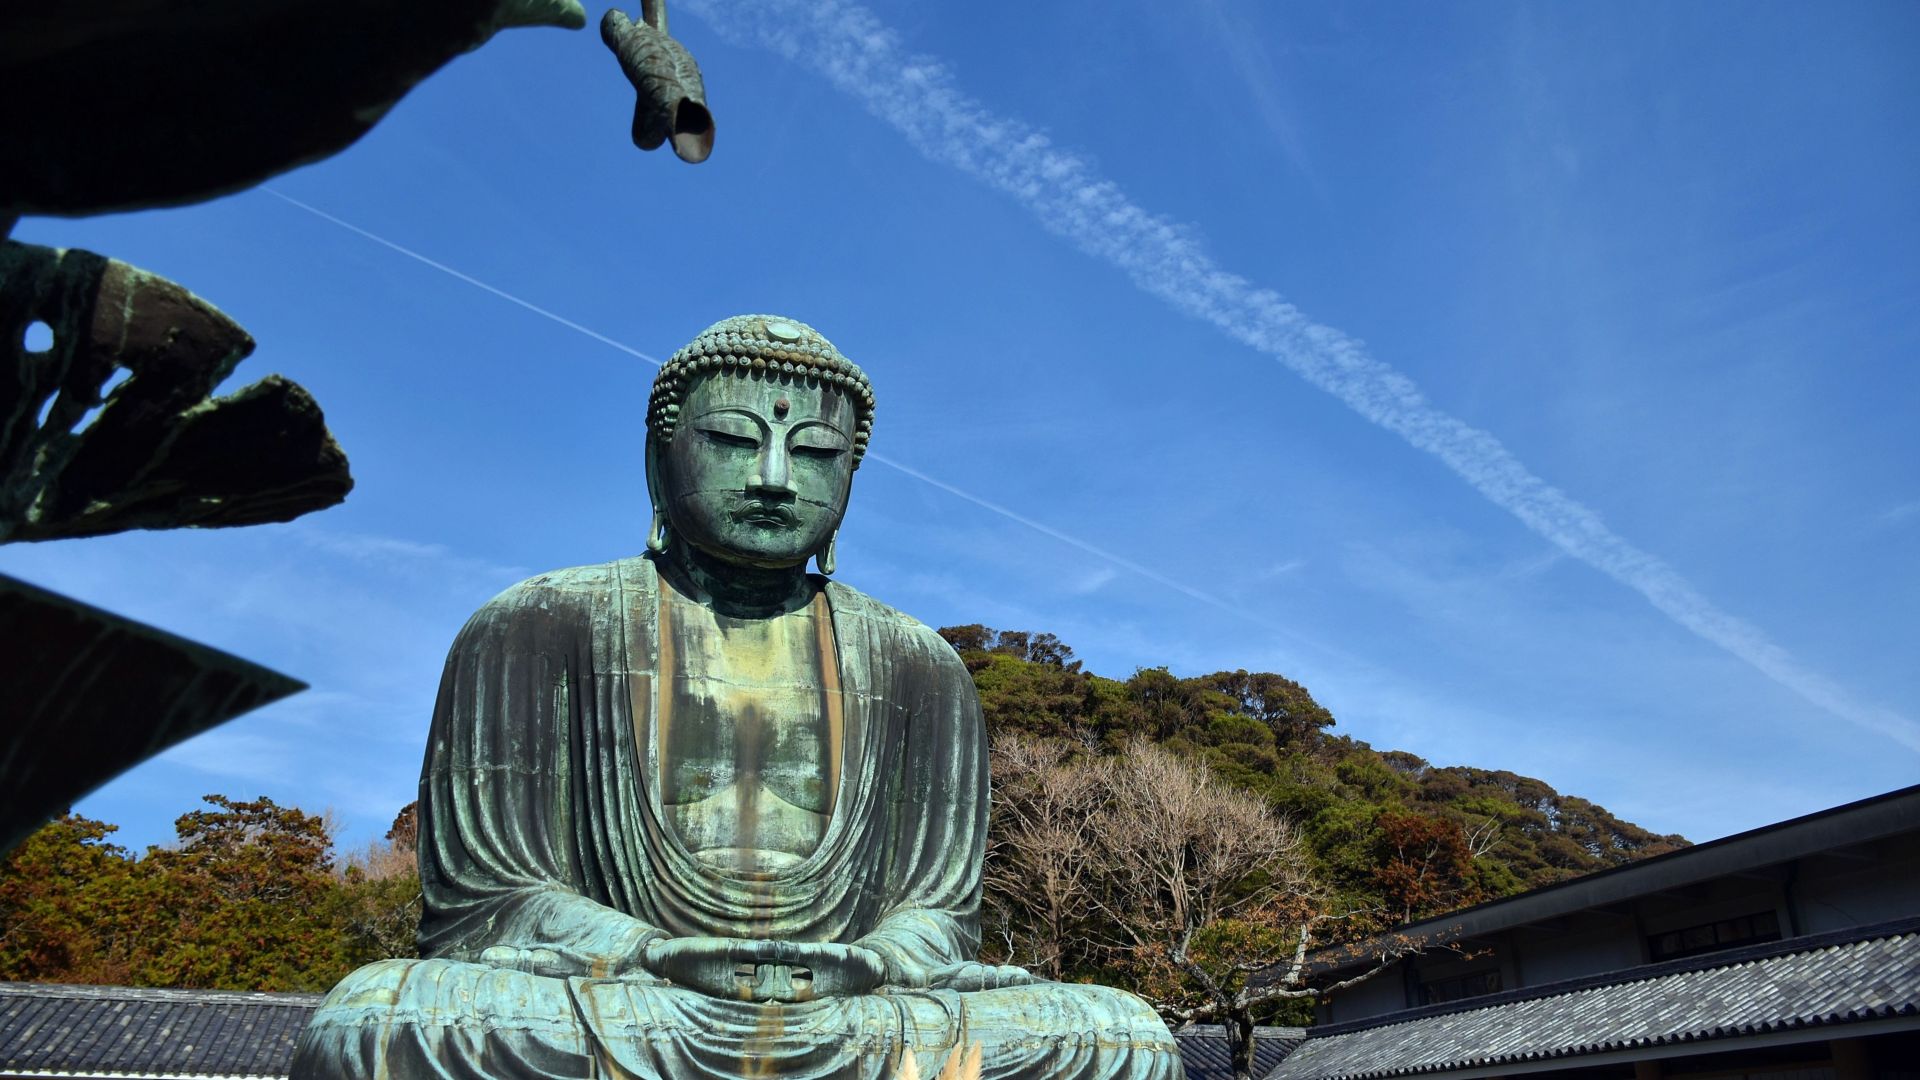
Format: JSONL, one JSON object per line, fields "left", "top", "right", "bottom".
{"left": 7, "top": 0, "right": 1916, "bottom": 855}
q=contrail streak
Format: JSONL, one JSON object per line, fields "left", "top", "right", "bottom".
{"left": 869, "top": 454, "right": 1257, "bottom": 622}
{"left": 680, "top": 0, "right": 1920, "bottom": 752}
{"left": 262, "top": 188, "right": 1291, "bottom": 639}
{"left": 264, "top": 189, "right": 664, "bottom": 366}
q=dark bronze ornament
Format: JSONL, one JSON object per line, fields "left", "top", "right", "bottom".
{"left": 0, "top": 0, "right": 722, "bottom": 857}
{"left": 0, "top": 0, "right": 589, "bottom": 217}
{"left": 0, "top": 242, "right": 352, "bottom": 543}
{"left": 0, "top": 574, "right": 305, "bottom": 854}
{"left": 0, "top": 239, "right": 347, "bottom": 855}
{"left": 602, "top": 0, "right": 716, "bottom": 164}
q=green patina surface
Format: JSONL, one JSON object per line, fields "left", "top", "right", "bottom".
{"left": 291, "top": 316, "right": 1183, "bottom": 1079}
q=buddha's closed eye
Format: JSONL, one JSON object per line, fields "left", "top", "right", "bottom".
{"left": 699, "top": 427, "right": 759, "bottom": 449}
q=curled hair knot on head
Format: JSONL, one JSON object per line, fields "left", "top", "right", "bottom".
{"left": 646, "top": 314, "right": 876, "bottom": 468}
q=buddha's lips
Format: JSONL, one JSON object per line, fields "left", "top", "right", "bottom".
{"left": 733, "top": 503, "right": 799, "bottom": 527}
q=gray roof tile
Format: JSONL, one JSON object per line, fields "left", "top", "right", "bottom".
{"left": 1271, "top": 918, "right": 1920, "bottom": 1080}
{"left": 0, "top": 982, "right": 322, "bottom": 1078}
{"left": 1174, "top": 1025, "right": 1305, "bottom": 1080}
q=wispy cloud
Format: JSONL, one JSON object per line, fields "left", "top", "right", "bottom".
{"left": 1881, "top": 500, "right": 1920, "bottom": 525}
{"left": 683, "top": 0, "right": 1920, "bottom": 753}
{"left": 1250, "top": 558, "right": 1307, "bottom": 582}
{"left": 1068, "top": 566, "right": 1119, "bottom": 595}
{"left": 1499, "top": 548, "right": 1568, "bottom": 580}
{"left": 160, "top": 730, "right": 300, "bottom": 784}
{"left": 289, "top": 524, "right": 530, "bottom": 594}
{"left": 1191, "top": 0, "right": 1325, "bottom": 199}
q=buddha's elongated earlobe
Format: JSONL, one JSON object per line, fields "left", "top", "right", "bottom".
{"left": 644, "top": 437, "right": 670, "bottom": 554}
{"left": 817, "top": 531, "right": 838, "bottom": 576}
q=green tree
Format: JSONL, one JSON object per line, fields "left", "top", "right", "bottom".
{"left": 338, "top": 802, "right": 422, "bottom": 965}
{"left": 946, "top": 622, "right": 1687, "bottom": 929}
{"left": 937, "top": 623, "right": 995, "bottom": 653}
{"left": 941, "top": 625, "right": 1101, "bottom": 740}
{"left": 0, "top": 812, "right": 140, "bottom": 983}
{"left": 1202, "top": 670, "right": 1336, "bottom": 747}
{"left": 127, "top": 795, "right": 352, "bottom": 991}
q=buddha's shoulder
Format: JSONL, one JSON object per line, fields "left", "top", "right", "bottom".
{"left": 822, "top": 579, "right": 962, "bottom": 663}
{"left": 471, "top": 556, "right": 654, "bottom": 615}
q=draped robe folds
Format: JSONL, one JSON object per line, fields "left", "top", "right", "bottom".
{"left": 291, "top": 556, "right": 1182, "bottom": 1080}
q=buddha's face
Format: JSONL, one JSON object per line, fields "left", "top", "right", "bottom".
{"left": 655, "top": 371, "right": 857, "bottom": 569}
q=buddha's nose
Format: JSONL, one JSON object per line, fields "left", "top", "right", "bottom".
{"left": 749, "top": 444, "right": 796, "bottom": 499}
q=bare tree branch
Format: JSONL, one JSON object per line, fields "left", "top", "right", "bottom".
{"left": 982, "top": 736, "right": 1425, "bottom": 1080}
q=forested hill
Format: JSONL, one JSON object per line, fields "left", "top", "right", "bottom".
{"left": 938, "top": 624, "right": 1689, "bottom": 922}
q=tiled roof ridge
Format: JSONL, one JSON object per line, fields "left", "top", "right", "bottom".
{"left": 1175, "top": 1025, "right": 1310, "bottom": 1038}
{"left": 0, "top": 981, "right": 325, "bottom": 1007}
{"left": 1174, "top": 1025, "right": 1308, "bottom": 1080}
{"left": 0, "top": 1060, "right": 291, "bottom": 1068}
{"left": 1305, "top": 912, "right": 1920, "bottom": 1040}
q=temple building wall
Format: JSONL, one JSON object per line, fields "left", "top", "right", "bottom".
{"left": 1796, "top": 836, "right": 1920, "bottom": 934}
{"left": 1285, "top": 785, "right": 1920, "bottom": 1080}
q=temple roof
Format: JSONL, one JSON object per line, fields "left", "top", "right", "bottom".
{"left": 1172, "top": 1025, "right": 1306, "bottom": 1080}
{"left": 0, "top": 981, "right": 321, "bottom": 1079}
{"left": 1271, "top": 916, "right": 1920, "bottom": 1080}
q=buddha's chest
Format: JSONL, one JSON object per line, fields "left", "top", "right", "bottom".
{"left": 654, "top": 592, "right": 840, "bottom": 873}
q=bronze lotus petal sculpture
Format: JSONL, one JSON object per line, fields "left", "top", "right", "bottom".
{"left": 0, "top": 242, "right": 351, "bottom": 543}
{"left": 0, "top": 240, "right": 348, "bottom": 854}
{"left": 602, "top": 0, "right": 715, "bottom": 164}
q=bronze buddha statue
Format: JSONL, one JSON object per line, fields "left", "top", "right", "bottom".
{"left": 292, "top": 315, "right": 1180, "bottom": 1080}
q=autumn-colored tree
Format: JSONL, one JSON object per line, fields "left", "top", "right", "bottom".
{"left": 0, "top": 797, "right": 370, "bottom": 991}
{"left": 385, "top": 801, "right": 419, "bottom": 852}
{"left": 0, "top": 813, "right": 139, "bottom": 983}
{"left": 122, "top": 795, "right": 353, "bottom": 991}
{"left": 1370, "top": 811, "right": 1484, "bottom": 924}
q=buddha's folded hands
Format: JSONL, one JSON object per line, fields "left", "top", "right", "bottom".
{"left": 639, "top": 936, "right": 888, "bottom": 1001}
{"left": 924, "top": 962, "right": 1043, "bottom": 992}
{"left": 881, "top": 958, "right": 1044, "bottom": 993}
{"left": 478, "top": 945, "right": 572, "bottom": 978}
{"left": 478, "top": 940, "right": 665, "bottom": 981}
